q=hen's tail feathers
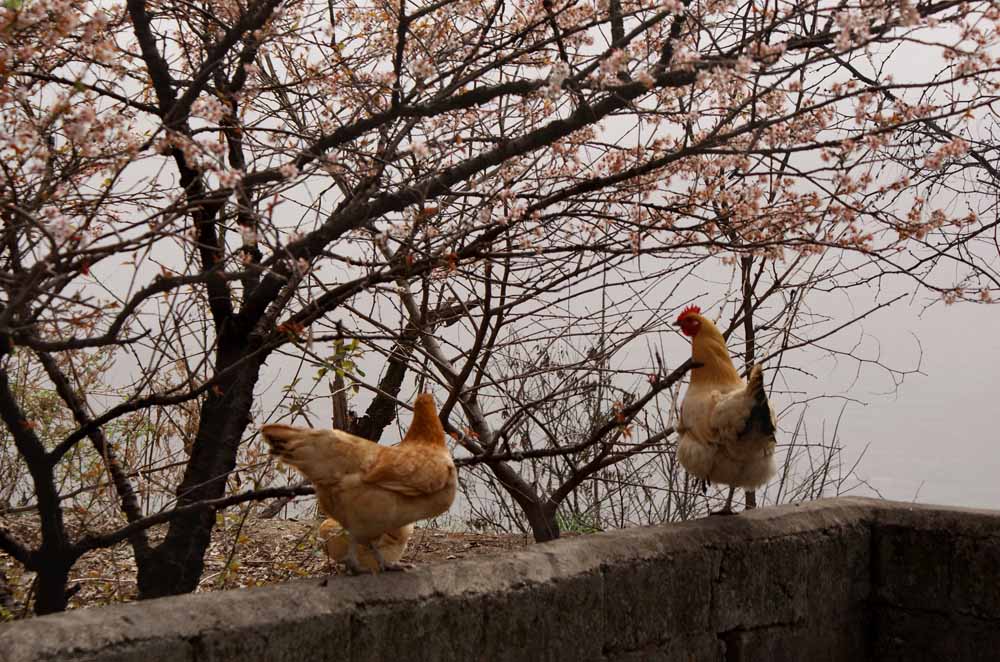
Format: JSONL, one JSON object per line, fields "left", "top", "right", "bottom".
{"left": 259, "top": 424, "right": 298, "bottom": 456}
{"left": 259, "top": 424, "right": 330, "bottom": 482}
{"left": 742, "top": 364, "right": 776, "bottom": 438}
{"left": 402, "top": 393, "right": 445, "bottom": 445}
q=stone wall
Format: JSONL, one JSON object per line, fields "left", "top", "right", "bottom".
{"left": 870, "top": 504, "right": 1000, "bottom": 661}
{"left": 1, "top": 497, "right": 998, "bottom": 662}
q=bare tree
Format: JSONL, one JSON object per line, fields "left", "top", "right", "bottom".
{"left": 1, "top": 0, "right": 998, "bottom": 615}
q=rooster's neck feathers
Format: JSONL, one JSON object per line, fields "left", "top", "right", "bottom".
{"left": 402, "top": 393, "right": 445, "bottom": 445}
{"left": 689, "top": 316, "right": 742, "bottom": 385}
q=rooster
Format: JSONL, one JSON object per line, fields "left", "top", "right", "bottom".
{"left": 261, "top": 393, "right": 456, "bottom": 574}
{"left": 673, "top": 305, "right": 777, "bottom": 514}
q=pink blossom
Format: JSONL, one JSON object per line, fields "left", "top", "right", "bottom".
{"left": 899, "top": 0, "right": 920, "bottom": 27}
{"left": 219, "top": 169, "right": 244, "bottom": 188}
{"left": 192, "top": 97, "right": 227, "bottom": 123}
{"left": 635, "top": 68, "right": 656, "bottom": 88}
{"left": 544, "top": 62, "right": 571, "bottom": 98}
{"left": 45, "top": 210, "right": 75, "bottom": 242}
{"left": 64, "top": 106, "right": 96, "bottom": 142}
{"left": 924, "top": 138, "right": 968, "bottom": 170}
{"left": 239, "top": 225, "right": 257, "bottom": 245}
{"left": 411, "top": 141, "right": 430, "bottom": 158}
{"left": 412, "top": 59, "right": 435, "bottom": 80}
{"left": 599, "top": 49, "right": 627, "bottom": 83}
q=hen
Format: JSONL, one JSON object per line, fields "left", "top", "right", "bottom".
{"left": 261, "top": 393, "right": 456, "bottom": 573}
{"left": 674, "top": 305, "right": 777, "bottom": 514}
{"left": 319, "top": 518, "right": 414, "bottom": 574}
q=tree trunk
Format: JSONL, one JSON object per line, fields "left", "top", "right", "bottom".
{"left": 523, "top": 499, "right": 560, "bottom": 543}
{"left": 136, "top": 346, "right": 262, "bottom": 599}
{"left": 0, "top": 367, "right": 77, "bottom": 615}
{"left": 482, "top": 459, "right": 561, "bottom": 543}
{"left": 33, "top": 555, "right": 72, "bottom": 615}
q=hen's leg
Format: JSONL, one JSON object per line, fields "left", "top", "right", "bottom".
{"left": 710, "top": 486, "right": 736, "bottom": 516}
{"left": 745, "top": 489, "right": 757, "bottom": 509}
{"left": 341, "top": 535, "right": 367, "bottom": 575}
{"left": 369, "top": 543, "right": 413, "bottom": 573}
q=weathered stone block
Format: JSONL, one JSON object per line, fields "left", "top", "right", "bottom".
{"left": 68, "top": 641, "right": 195, "bottom": 662}
{"left": 711, "top": 535, "right": 814, "bottom": 631}
{"left": 605, "top": 632, "right": 723, "bottom": 662}
{"left": 3, "top": 498, "right": 999, "bottom": 662}
{"left": 951, "top": 534, "right": 1000, "bottom": 618}
{"left": 720, "top": 616, "right": 869, "bottom": 662}
{"left": 193, "top": 611, "right": 351, "bottom": 662}
{"left": 872, "top": 606, "right": 1000, "bottom": 662}
{"left": 602, "top": 549, "right": 717, "bottom": 651}
{"left": 0, "top": 594, "right": 200, "bottom": 662}
{"left": 349, "top": 593, "right": 484, "bottom": 662}
{"left": 804, "top": 523, "right": 871, "bottom": 619}
{"left": 873, "top": 525, "right": 953, "bottom": 610}
{"left": 479, "top": 569, "right": 605, "bottom": 662}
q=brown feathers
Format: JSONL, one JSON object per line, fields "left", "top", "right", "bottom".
{"left": 260, "top": 393, "right": 456, "bottom": 573}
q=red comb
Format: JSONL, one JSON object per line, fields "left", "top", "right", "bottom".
{"left": 676, "top": 304, "right": 701, "bottom": 321}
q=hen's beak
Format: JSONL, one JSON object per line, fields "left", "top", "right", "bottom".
{"left": 672, "top": 320, "right": 682, "bottom": 327}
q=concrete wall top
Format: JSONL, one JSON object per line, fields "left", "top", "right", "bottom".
{"left": 1, "top": 497, "right": 998, "bottom": 662}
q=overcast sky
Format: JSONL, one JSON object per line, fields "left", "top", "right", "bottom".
{"left": 823, "top": 298, "right": 1000, "bottom": 509}
{"left": 60, "top": 14, "right": 1000, "bottom": 518}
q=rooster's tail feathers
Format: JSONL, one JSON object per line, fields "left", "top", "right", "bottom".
{"left": 743, "top": 364, "right": 776, "bottom": 438}
{"left": 747, "top": 364, "right": 766, "bottom": 405}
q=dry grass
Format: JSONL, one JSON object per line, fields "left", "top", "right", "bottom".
{"left": 0, "top": 512, "right": 532, "bottom": 621}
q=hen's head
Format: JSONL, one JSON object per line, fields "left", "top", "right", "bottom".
{"left": 674, "top": 304, "right": 703, "bottom": 337}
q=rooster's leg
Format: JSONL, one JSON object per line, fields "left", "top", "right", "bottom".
{"left": 369, "top": 543, "right": 413, "bottom": 573}
{"left": 710, "top": 486, "right": 737, "bottom": 516}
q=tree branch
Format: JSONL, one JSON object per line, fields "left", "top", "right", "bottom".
{"left": 73, "top": 484, "right": 315, "bottom": 554}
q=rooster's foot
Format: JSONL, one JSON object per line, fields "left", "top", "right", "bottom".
{"left": 710, "top": 486, "right": 738, "bottom": 516}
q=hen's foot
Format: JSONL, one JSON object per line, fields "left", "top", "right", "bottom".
{"left": 341, "top": 558, "right": 368, "bottom": 575}
{"left": 343, "top": 537, "right": 368, "bottom": 575}
{"left": 369, "top": 543, "right": 413, "bottom": 573}
{"left": 709, "top": 507, "right": 736, "bottom": 516}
